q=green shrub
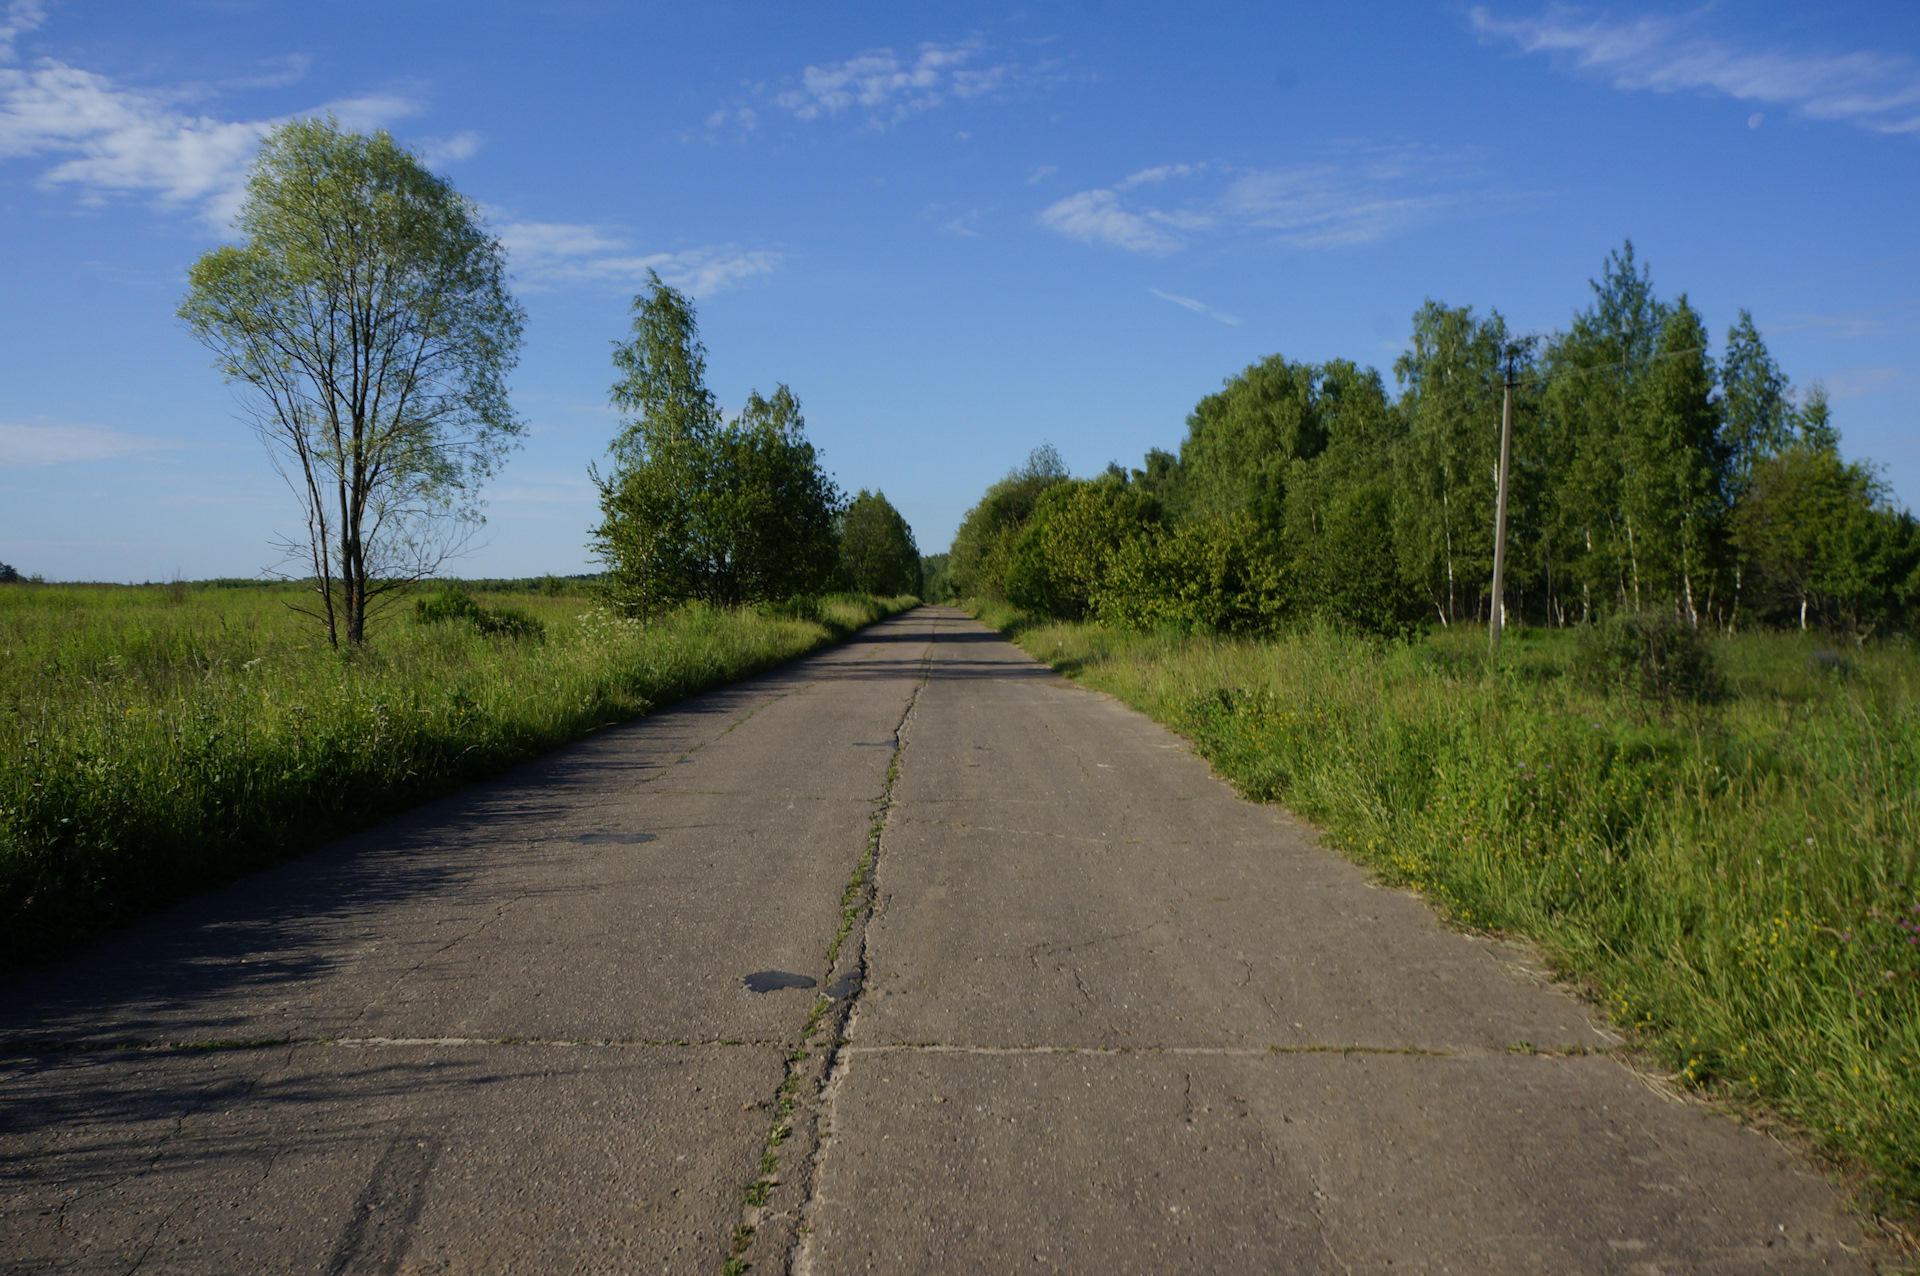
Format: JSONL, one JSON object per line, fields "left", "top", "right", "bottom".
{"left": 1571, "top": 613, "right": 1723, "bottom": 707}
{"left": 1095, "top": 514, "right": 1291, "bottom": 634}
{"left": 414, "top": 585, "right": 546, "bottom": 641}
{"left": 756, "top": 594, "right": 824, "bottom": 625}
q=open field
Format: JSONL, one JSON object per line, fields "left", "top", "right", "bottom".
{"left": 970, "top": 599, "right": 1920, "bottom": 1228}
{"left": 0, "top": 582, "right": 915, "bottom": 971}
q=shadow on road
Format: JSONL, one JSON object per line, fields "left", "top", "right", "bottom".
{"left": 0, "top": 616, "right": 1040, "bottom": 1046}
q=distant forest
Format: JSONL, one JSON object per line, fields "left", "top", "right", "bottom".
{"left": 948, "top": 242, "right": 1918, "bottom": 640}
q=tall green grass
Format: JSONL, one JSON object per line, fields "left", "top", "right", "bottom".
{"left": 0, "top": 584, "right": 915, "bottom": 970}
{"left": 972, "top": 599, "right": 1920, "bottom": 1219}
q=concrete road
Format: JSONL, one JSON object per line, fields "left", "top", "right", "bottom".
{"left": 0, "top": 607, "right": 1872, "bottom": 1272}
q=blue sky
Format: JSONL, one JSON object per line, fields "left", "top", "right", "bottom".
{"left": 2, "top": 0, "right": 1916, "bottom": 582}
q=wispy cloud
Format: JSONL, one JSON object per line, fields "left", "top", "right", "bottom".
{"left": 0, "top": 421, "right": 188, "bottom": 466}
{"left": 768, "top": 38, "right": 1055, "bottom": 126}
{"left": 1471, "top": 6, "right": 1920, "bottom": 135}
{"left": 495, "top": 218, "right": 781, "bottom": 296}
{"left": 704, "top": 104, "right": 758, "bottom": 135}
{"left": 940, "top": 208, "right": 986, "bottom": 237}
{"left": 0, "top": 4, "right": 424, "bottom": 223}
{"left": 1038, "top": 188, "right": 1188, "bottom": 255}
{"left": 1220, "top": 161, "right": 1461, "bottom": 248}
{"left": 1040, "top": 148, "right": 1477, "bottom": 255}
{"left": 487, "top": 475, "right": 599, "bottom": 505}
{"left": 1770, "top": 295, "right": 1920, "bottom": 338}
{"left": 419, "top": 130, "right": 482, "bottom": 166}
{"left": 1148, "top": 288, "right": 1240, "bottom": 326}
{"left": 1822, "top": 365, "right": 1905, "bottom": 401}
{"left": 0, "top": 0, "right": 44, "bottom": 57}
{"left": 1116, "top": 163, "right": 1203, "bottom": 190}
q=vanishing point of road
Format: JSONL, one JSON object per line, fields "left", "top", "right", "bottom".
{"left": 0, "top": 608, "right": 1873, "bottom": 1272}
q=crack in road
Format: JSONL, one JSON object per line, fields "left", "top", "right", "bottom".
{"left": 835, "top": 1042, "right": 1613, "bottom": 1059}
{"left": 725, "top": 620, "right": 941, "bottom": 1276}
{"left": 50, "top": 1060, "right": 272, "bottom": 1274}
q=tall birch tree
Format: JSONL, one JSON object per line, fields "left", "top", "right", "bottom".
{"left": 180, "top": 117, "right": 525, "bottom": 647}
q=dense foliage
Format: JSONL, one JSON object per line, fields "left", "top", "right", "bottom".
{"left": 919, "top": 553, "right": 954, "bottom": 603}
{"left": 947, "top": 444, "right": 1069, "bottom": 600}
{"left": 592, "top": 274, "right": 844, "bottom": 616}
{"left": 956, "top": 243, "right": 1920, "bottom": 640}
{"left": 840, "top": 490, "right": 922, "bottom": 596}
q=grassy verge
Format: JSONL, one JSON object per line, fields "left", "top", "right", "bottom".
{"left": 1, "top": 585, "right": 916, "bottom": 971}
{"left": 969, "top": 598, "right": 1920, "bottom": 1229}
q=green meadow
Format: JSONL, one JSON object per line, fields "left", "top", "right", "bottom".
{"left": 0, "top": 581, "right": 914, "bottom": 971}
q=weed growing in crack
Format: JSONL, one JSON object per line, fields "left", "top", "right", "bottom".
{"left": 724, "top": 1222, "right": 755, "bottom": 1274}
{"left": 718, "top": 648, "right": 926, "bottom": 1275}
{"left": 801, "top": 996, "right": 831, "bottom": 1042}
{"left": 826, "top": 839, "right": 876, "bottom": 970}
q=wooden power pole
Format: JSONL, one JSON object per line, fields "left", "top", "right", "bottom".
{"left": 1488, "top": 355, "right": 1516, "bottom": 656}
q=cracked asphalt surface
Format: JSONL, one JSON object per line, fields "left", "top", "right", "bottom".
{"left": 0, "top": 607, "right": 1873, "bottom": 1272}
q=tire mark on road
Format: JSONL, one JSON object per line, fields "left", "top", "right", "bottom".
{"left": 325, "top": 1134, "right": 440, "bottom": 1276}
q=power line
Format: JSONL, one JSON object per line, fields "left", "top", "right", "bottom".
{"left": 1485, "top": 344, "right": 1709, "bottom": 391}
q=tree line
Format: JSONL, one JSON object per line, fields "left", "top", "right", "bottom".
{"left": 949, "top": 243, "right": 1919, "bottom": 640}
{"left": 178, "top": 118, "right": 919, "bottom": 646}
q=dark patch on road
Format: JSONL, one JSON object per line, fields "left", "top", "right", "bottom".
{"left": 574, "top": 832, "right": 655, "bottom": 844}
{"left": 326, "top": 1134, "right": 439, "bottom": 1275}
{"left": 742, "top": 971, "right": 818, "bottom": 994}
{"left": 826, "top": 971, "right": 862, "bottom": 1000}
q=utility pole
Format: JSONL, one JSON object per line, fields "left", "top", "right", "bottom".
{"left": 1488, "top": 354, "right": 1516, "bottom": 656}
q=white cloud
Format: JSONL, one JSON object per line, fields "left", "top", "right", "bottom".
{"left": 1116, "top": 163, "right": 1203, "bottom": 190}
{"left": 0, "top": 63, "right": 268, "bottom": 221}
{"left": 1148, "top": 288, "right": 1240, "bottom": 326}
{"left": 1471, "top": 6, "right": 1920, "bottom": 135}
{"left": 0, "top": 0, "right": 45, "bottom": 59}
{"left": 1037, "top": 188, "right": 1186, "bottom": 255}
{"left": 705, "top": 104, "right": 758, "bottom": 133}
{"left": 1040, "top": 148, "right": 1471, "bottom": 255}
{"left": 0, "top": 421, "right": 187, "bottom": 466}
{"left": 1221, "top": 163, "right": 1460, "bottom": 247}
{"left": 0, "top": 8, "right": 426, "bottom": 224}
{"left": 420, "top": 130, "right": 482, "bottom": 165}
{"left": 495, "top": 218, "right": 781, "bottom": 296}
{"left": 771, "top": 39, "right": 1049, "bottom": 125}
{"left": 321, "top": 92, "right": 423, "bottom": 133}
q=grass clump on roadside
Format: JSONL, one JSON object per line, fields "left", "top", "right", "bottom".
{"left": 0, "top": 583, "right": 915, "bottom": 971}
{"left": 970, "top": 598, "right": 1920, "bottom": 1221}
